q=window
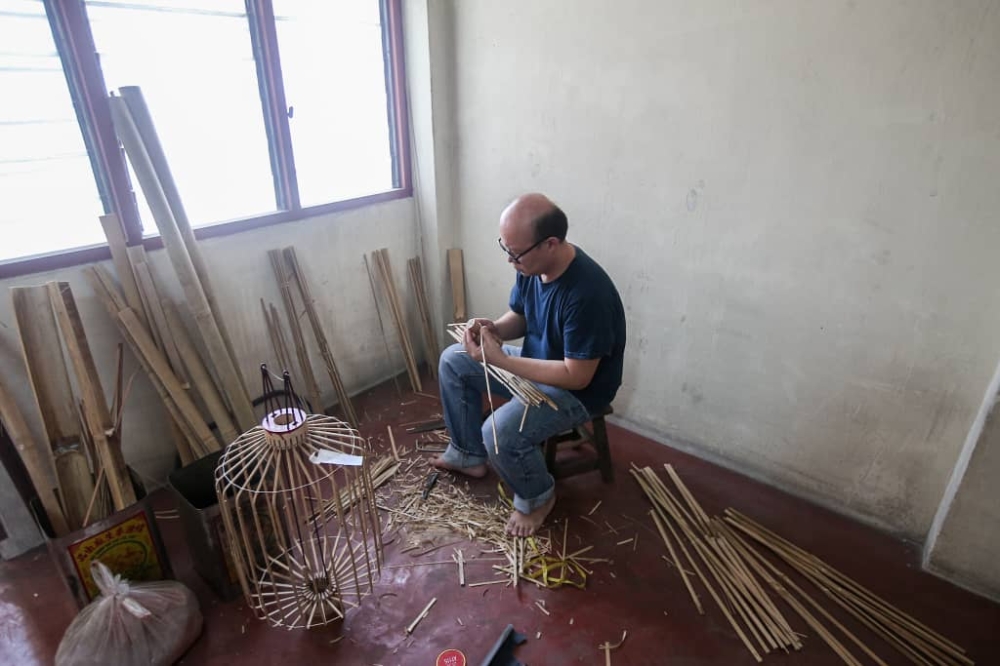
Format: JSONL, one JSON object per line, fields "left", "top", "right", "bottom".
{"left": 87, "top": 0, "right": 277, "bottom": 226}
{"left": 0, "top": 1, "right": 105, "bottom": 261}
{"left": 0, "top": 0, "right": 409, "bottom": 274}
{"left": 274, "top": 1, "right": 393, "bottom": 206}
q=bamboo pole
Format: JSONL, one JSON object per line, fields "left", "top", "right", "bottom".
{"left": 109, "top": 94, "right": 254, "bottom": 431}
{"left": 282, "top": 247, "right": 358, "bottom": 426}
{"left": 163, "top": 301, "right": 238, "bottom": 445}
{"left": 128, "top": 246, "right": 187, "bottom": 383}
{"left": 53, "top": 449, "right": 95, "bottom": 531}
{"left": 0, "top": 381, "right": 69, "bottom": 536}
{"left": 47, "top": 282, "right": 136, "bottom": 510}
{"left": 118, "top": 86, "right": 244, "bottom": 399}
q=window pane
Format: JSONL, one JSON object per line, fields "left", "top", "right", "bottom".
{"left": 0, "top": 1, "right": 105, "bottom": 262}
{"left": 273, "top": 0, "right": 393, "bottom": 206}
{"left": 86, "top": 0, "right": 276, "bottom": 230}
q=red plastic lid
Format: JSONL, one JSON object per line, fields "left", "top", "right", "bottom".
{"left": 436, "top": 648, "right": 467, "bottom": 666}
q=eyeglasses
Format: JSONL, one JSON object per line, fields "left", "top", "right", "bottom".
{"left": 498, "top": 237, "right": 547, "bottom": 264}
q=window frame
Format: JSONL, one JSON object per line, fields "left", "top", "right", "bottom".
{"left": 0, "top": 0, "right": 411, "bottom": 279}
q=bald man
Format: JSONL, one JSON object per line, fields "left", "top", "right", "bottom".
{"left": 433, "top": 193, "right": 627, "bottom": 536}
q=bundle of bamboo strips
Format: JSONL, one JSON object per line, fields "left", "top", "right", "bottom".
{"left": 108, "top": 86, "right": 254, "bottom": 432}
{"left": 371, "top": 248, "right": 422, "bottom": 392}
{"left": 446, "top": 323, "right": 556, "bottom": 410}
{"left": 311, "top": 455, "right": 401, "bottom": 523}
{"left": 726, "top": 509, "right": 974, "bottom": 666}
{"left": 87, "top": 266, "right": 221, "bottom": 463}
{"left": 4, "top": 282, "right": 140, "bottom": 534}
{"left": 267, "top": 249, "right": 323, "bottom": 412}
{"left": 407, "top": 256, "right": 439, "bottom": 380}
{"left": 631, "top": 464, "right": 800, "bottom": 663}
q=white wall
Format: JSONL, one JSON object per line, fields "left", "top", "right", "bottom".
{"left": 442, "top": 0, "right": 1000, "bottom": 542}
{"left": 0, "top": 198, "right": 419, "bottom": 551}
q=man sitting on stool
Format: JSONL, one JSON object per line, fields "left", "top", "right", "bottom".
{"left": 433, "top": 193, "right": 627, "bottom": 536}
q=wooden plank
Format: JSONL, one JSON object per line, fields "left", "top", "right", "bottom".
{"left": 10, "top": 286, "right": 80, "bottom": 447}
{"left": 282, "top": 247, "right": 358, "bottom": 427}
{"left": 163, "top": 300, "right": 238, "bottom": 445}
{"left": 109, "top": 94, "right": 255, "bottom": 432}
{"left": 47, "top": 282, "right": 136, "bottom": 511}
{"left": 0, "top": 381, "right": 69, "bottom": 536}
{"left": 447, "top": 248, "right": 466, "bottom": 323}
{"left": 268, "top": 249, "right": 323, "bottom": 412}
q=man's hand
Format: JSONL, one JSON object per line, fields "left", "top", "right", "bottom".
{"left": 464, "top": 322, "right": 503, "bottom": 363}
{"left": 464, "top": 318, "right": 498, "bottom": 345}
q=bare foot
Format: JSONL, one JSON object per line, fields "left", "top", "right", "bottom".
{"left": 431, "top": 456, "right": 488, "bottom": 479}
{"left": 505, "top": 494, "right": 556, "bottom": 537}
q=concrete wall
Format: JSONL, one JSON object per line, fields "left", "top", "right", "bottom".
{"left": 0, "top": 198, "right": 418, "bottom": 552}
{"left": 443, "top": 0, "right": 1000, "bottom": 543}
{"left": 925, "top": 360, "right": 1000, "bottom": 602}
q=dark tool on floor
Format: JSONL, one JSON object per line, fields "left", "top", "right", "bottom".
{"left": 422, "top": 471, "right": 440, "bottom": 500}
{"left": 481, "top": 624, "right": 526, "bottom": 666}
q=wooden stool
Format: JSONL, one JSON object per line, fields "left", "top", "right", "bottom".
{"left": 543, "top": 405, "right": 614, "bottom": 483}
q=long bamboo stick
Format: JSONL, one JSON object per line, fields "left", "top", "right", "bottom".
{"left": 408, "top": 256, "right": 439, "bottom": 380}
{"left": 374, "top": 248, "right": 421, "bottom": 392}
{"left": 109, "top": 94, "right": 254, "bottom": 431}
{"left": 282, "top": 247, "right": 357, "bottom": 426}
{"left": 363, "top": 254, "right": 401, "bottom": 396}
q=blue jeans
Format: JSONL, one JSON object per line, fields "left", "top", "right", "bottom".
{"left": 437, "top": 343, "right": 590, "bottom": 514}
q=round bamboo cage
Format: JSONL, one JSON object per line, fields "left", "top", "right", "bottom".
{"left": 215, "top": 370, "right": 382, "bottom": 629}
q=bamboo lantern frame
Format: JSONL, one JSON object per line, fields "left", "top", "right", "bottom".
{"left": 215, "top": 368, "right": 383, "bottom": 629}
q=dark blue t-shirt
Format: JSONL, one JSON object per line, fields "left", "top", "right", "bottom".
{"left": 509, "top": 246, "right": 626, "bottom": 413}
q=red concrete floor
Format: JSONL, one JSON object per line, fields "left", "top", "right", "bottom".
{"left": 2, "top": 373, "right": 999, "bottom": 665}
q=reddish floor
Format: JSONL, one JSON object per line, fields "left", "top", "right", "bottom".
{"left": 2, "top": 374, "right": 999, "bottom": 665}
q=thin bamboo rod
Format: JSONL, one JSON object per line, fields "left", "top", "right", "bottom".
{"left": 363, "top": 253, "right": 401, "bottom": 396}
{"left": 408, "top": 256, "right": 439, "bottom": 380}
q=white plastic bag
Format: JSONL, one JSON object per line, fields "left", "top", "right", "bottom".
{"left": 55, "top": 561, "right": 203, "bottom": 666}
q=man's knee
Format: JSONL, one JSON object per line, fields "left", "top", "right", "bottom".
{"left": 439, "top": 342, "right": 465, "bottom": 377}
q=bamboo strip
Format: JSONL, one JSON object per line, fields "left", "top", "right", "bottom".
{"left": 268, "top": 249, "right": 323, "bottom": 413}
{"left": 47, "top": 282, "right": 135, "bottom": 510}
{"left": 110, "top": 93, "right": 254, "bottom": 431}
{"left": 128, "top": 247, "right": 187, "bottom": 383}
{"left": 282, "top": 247, "right": 358, "bottom": 426}
{"left": 262, "top": 300, "right": 292, "bottom": 378}
{"left": 405, "top": 597, "right": 437, "bottom": 634}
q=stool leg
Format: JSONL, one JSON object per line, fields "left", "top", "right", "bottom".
{"left": 592, "top": 417, "right": 613, "bottom": 483}
{"left": 544, "top": 437, "right": 558, "bottom": 475}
